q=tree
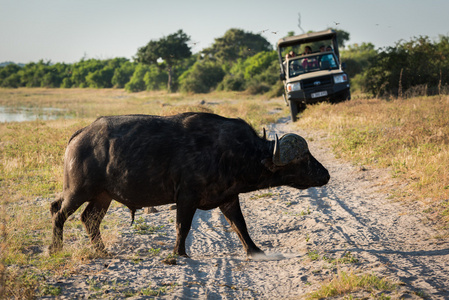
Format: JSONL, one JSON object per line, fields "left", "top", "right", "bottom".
{"left": 112, "top": 61, "right": 135, "bottom": 88}
{"left": 135, "top": 29, "right": 191, "bottom": 92}
{"left": 70, "top": 59, "right": 106, "bottom": 87}
{"left": 0, "top": 64, "right": 22, "bottom": 88}
{"left": 19, "top": 60, "right": 51, "bottom": 87}
{"left": 341, "top": 43, "right": 377, "bottom": 92}
{"left": 341, "top": 43, "right": 376, "bottom": 76}
{"left": 202, "top": 28, "right": 272, "bottom": 63}
{"left": 217, "top": 51, "right": 280, "bottom": 95}
{"left": 0, "top": 63, "right": 21, "bottom": 81}
{"left": 363, "top": 35, "right": 449, "bottom": 96}
{"left": 332, "top": 28, "right": 350, "bottom": 48}
{"left": 231, "top": 51, "right": 277, "bottom": 81}
{"left": 143, "top": 65, "right": 168, "bottom": 91}
{"left": 125, "top": 64, "right": 151, "bottom": 92}
{"left": 86, "top": 67, "right": 114, "bottom": 88}
{"left": 179, "top": 61, "right": 225, "bottom": 93}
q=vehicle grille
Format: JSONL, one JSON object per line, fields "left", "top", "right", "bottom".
{"left": 302, "top": 75, "right": 333, "bottom": 89}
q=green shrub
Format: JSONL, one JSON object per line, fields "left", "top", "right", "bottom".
{"left": 179, "top": 61, "right": 225, "bottom": 93}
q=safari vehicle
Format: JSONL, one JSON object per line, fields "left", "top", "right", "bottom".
{"left": 277, "top": 29, "right": 350, "bottom": 121}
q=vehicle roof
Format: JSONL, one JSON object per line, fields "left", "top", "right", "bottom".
{"left": 277, "top": 29, "right": 336, "bottom": 48}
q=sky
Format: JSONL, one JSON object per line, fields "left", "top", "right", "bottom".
{"left": 1, "top": 0, "right": 449, "bottom": 64}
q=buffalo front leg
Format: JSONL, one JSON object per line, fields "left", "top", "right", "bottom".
{"left": 173, "top": 204, "right": 196, "bottom": 258}
{"left": 219, "top": 196, "right": 264, "bottom": 257}
{"left": 81, "top": 192, "right": 112, "bottom": 253}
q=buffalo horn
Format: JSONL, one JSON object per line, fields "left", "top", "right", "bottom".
{"left": 273, "top": 133, "right": 309, "bottom": 166}
{"left": 273, "top": 134, "right": 285, "bottom": 166}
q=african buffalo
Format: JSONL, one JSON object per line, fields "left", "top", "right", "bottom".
{"left": 49, "top": 112, "right": 329, "bottom": 257}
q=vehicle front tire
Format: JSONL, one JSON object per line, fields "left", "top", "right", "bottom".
{"left": 290, "top": 101, "right": 306, "bottom": 122}
{"left": 290, "top": 100, "right": 299, "bottom": 122}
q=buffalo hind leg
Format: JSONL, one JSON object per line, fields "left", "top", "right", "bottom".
{"left": 81, "top": 192, "right": 112, "bottom": 253}
{"left": 49, "top": 194, "right": 85, "bottom": 254}
{"left": 173, "top": 203, "right": 196, "bottom": 258}
{"left": 219, "top": 196, "right": 264, "bottom": 258}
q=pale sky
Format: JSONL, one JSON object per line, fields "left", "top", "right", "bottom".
{"left": 1, "top": 0, "right": 448, "bottom": 64}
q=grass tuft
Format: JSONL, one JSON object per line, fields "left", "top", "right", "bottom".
{"left": 307, "top": 270, "right": 397, "bottom": 299}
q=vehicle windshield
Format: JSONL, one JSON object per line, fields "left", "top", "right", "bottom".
{"left": 288, "top": 53, "right": 338, "bottom": 78}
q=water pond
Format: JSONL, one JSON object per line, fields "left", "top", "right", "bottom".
{"left": 0, "top": 106, "right": 71, "bottom": 123}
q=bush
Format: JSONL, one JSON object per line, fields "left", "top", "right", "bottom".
{"left": 365, "top": 35, "right": 449, "bottom": 96}
{"left": 61, "top": 77, "right": 72, "bottom": 88}
{"left": 217, "top": 74, "right": 246, "bottom": 91}
{"left": 1, "top": 73, "right": 21, "bottom": 88}
{"left": 246, "top": 83, "right": 271, "bottom": 95}
{"left": 125, "top": 64, "right": 149, "bottom": 92}
{"left": 71, "top": 59, "right": 106, "bottom": 87}
{"left": 143, "top": 66, "right": 168, "bottom": 91}
{"left": 179, "top": 61, "right": 225, "bottom": 93}
{"left": 265, "top": 81, "right": 284, "bottom": 98}
{"left": 112, "top": 62, "right": 135, "bottom": 88}
{"left": 0, "top": 64, "right": 22, "bottom": 87}
{"left": 86, "top": 67, "right": 114, "bottom": 88}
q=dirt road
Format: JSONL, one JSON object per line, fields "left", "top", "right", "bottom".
{"left": 42, "top": 120, "right": 449, "bottom": 299}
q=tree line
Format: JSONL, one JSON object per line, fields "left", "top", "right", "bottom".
{"left": 1, "top": 28, "right": 449, "bottom": 97}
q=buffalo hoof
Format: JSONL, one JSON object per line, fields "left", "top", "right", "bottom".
{"left": 92, "top": 242, "right": 109, "bottom": 256}
{"left": 48, "top": 244, "right": 62, "bottom": 255}
{"left": 247, "top": 249, "right": 265, "bottom": 260}
{"left": 173, "top": 250, "right": 189, "bottom": 259}
{"left": 162, "top": 257, "right": 177, "bottom": 265}
{"left": 94, "top": 248, "right": 110, "bottom": 257}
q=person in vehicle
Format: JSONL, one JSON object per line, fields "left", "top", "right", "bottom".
{"left": 303, "top": 46, "right": 312, "bottom": 55}
{"left": 284, "top": 51, "right": 295, "bottom": 70}
{"left": 287, "top": 51, "right": 302, "bottom": 74}
{"left": 302, "top": 46, "right": 318, "bottom": 69}
{"left": 320, "top": 46, "right": 337, "bottom": 69}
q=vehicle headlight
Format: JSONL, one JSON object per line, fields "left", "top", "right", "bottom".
{"left": 287, "top": 82, "right": 301, "bottom": 92}
{"left": 334, "top": 74, "right": 348, "bottom": 84}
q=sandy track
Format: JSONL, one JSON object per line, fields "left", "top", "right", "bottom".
{"left": 42, "top": 120, "right": 449, "bottom": 299}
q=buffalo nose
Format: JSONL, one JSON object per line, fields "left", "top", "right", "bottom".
{"left": 320, "top": 169, "right": 330, "bottom": 185}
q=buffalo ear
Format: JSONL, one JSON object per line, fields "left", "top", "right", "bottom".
{"left": 262, "top": 158, "right": 279, "bottom": 173}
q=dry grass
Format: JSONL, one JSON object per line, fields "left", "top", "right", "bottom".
{"left": 0, "top": 87, "right": 281, "bottom": 118}
{"left": 295, "top": 95, "right": 449, "bottom": 225}
{"left": 307, "top": 269, "right": 397, "bottom": 299}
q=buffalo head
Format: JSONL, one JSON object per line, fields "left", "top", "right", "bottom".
{"left": 265, "top": 133, "right": 330, "bottom": 189}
